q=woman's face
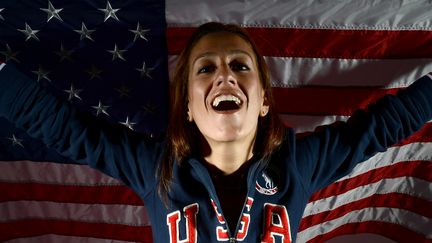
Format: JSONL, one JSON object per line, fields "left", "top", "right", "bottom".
{"left": 187, "top": 32, "right": 268, "bottom": 145}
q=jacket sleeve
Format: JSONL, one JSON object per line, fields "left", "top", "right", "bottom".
{"left": 0, "top": 63, "right": 163, "bottom": 197}
{"left": 294, "top": 73, "right": 432, "bottom": 194}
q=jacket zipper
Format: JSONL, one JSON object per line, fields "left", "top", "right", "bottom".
{"left": 230, "top": 193, "right": 250, "bottom": 241}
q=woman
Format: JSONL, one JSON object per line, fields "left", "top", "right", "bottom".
{"left": 0, "top": 22, "right": 431, "bottom": 242}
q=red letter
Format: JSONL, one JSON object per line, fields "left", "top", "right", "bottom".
{"left": 261, "top": 203, "right": 291, "bottom": 243}
{"left": 167, "top": 203, "right": 199, "bottom": 243}
{"left": 211, "top": 199, "right": 229, "bottom": 240}
{"left": 236, "top": 197, "right": 254, "bottom": 241}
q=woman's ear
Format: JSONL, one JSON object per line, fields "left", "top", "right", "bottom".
{"left": 260, "top": 106, "right": 269, "bottom": 117}
{"left": 260, "top": 96, "right": 269, "bottom": 117}
{"left": 187, "top": 101, "right": 193, "bottom": 122}
{"left": 187, "top": 109, "right": 193, "bottom": 122}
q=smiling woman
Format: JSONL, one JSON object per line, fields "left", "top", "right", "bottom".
{"left": 0, "top": 22, "right": 431, "bottom": 242}
{"left": 161, "top": 23, "right": 285, "bottom": 234}
{"left": 163, "top": 22, "right": 283, "bottom": 178}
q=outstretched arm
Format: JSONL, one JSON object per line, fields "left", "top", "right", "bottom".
{"left": 295, "top": 73, "right": 432, "bottom": 194}
{"left": 0, "top": 63, "right": 163, "bottom": 197}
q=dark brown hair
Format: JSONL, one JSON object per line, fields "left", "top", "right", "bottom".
{"left": 158, "top": 22, "right": 285, "bottom": 200}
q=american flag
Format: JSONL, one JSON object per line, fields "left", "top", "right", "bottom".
{"left": 1, "top": 0, "right": 432, "bottom": 242}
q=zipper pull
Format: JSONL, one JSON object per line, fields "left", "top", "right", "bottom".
{"left": 229, "top": 238, "right": 237, "bottom": 243}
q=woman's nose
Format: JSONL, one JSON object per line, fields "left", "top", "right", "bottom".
{"left": 215, "top": 65, "right": 236, "bottom": 87}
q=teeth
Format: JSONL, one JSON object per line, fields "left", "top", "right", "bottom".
{"left": 212, "top": 95, "right": 241, "bottom": 107}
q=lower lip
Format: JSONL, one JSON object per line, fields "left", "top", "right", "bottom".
{"left": 212, "top": 108, "right": 241, "bottom": 114}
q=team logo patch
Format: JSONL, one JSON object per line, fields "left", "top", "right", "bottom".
{"left": 255, "top": 170, "right": 279, "bottom": 195}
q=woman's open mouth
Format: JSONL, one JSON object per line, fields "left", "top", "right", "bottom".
{"left": 211, "top": 94, "right": 242, "bottom": 112}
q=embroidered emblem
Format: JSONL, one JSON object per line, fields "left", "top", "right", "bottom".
{"left": 255, "top": 171, "right": 278, "bottom": 195}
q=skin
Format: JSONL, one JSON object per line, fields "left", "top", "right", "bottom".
{"left": 187, "top": 32, "right": 269, "bottom": 174}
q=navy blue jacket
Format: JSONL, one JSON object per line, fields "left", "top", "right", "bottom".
{"left": 1, "top": 63, "right": 431, "bottom": 242}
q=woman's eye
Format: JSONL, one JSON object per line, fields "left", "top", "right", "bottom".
{"left": 198, "top": 65, "right": 214, "bottom": 74}
{"left": 230, "top": 62, "right": 249, "bottom": 71}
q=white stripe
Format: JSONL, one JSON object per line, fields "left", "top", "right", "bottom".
{"left": 264, "top": 57, "right": 432, "bottom": 88}
{"left": 0, "top": 201, "right": 150, "bottom": 226}
{"left": 5, "top": 235, "right": 137, "bottom": 243}
{"left": 166, "top": 0, "right": 432, "bottom": 30}
{"left": 0, "top": 161, "right": 123, "bottom": 185}
{"left": 279, "top": 114, "right": 350, "bottom": 133}
{"left": 297, "top": 207, "right": 432, "bottom": 242}
{"left": 338, "top": 141, "right": 432, "bottom": 182}
{"left": 168, "top": 55, "right": 432, "bottom": 88}
{"left": 303, "top": 177, "right": 432, "bottom": 217}
{"left": 0, "top": 63, "right": 5, "bottom": 71}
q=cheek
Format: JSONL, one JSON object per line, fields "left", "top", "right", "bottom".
{"left": 187, "top": 82, "right": 206, "bottom": 112}
{"left": 248, "top": 80, "right": 265, "bottom": 105}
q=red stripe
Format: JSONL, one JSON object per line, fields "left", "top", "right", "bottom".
{"left": 0, "top": 183, "right": 143, "bottom": 205}
{"left": 299, "top": 193, "right": 432, "bottom": 231}
{"left": 306, "top": 221, "right": 429, "bottom": 243}
{"left": 167, "top": 27, "right": 432, "bottom": 59}
{"left": 272, "top": 87, "right": 399, "bottom": 115}
{"left": 0, "top": 220, "right": 153, "bottom": 242}
{"left": 309, "top": 160, "right": 432, "bottom": 202}
{"left": 396, "top": 123, "right": 432, "bottom": 145}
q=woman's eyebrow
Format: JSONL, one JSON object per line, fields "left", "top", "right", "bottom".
{"left": 192, "top": 49, "right": 253, "bottom": 66}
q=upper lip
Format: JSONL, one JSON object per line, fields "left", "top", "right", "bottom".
{"left": 208, "top": 89, "right": 245, "bottom": 109}
{"left": 212, "top": 94, "right": 241, "bottom": 107}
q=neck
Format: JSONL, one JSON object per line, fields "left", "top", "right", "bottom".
{"left": 201, "top": 135, "right": 256, "bottom": 175}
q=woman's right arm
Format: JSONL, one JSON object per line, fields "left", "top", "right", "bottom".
{"left": 0, "top": 63, "right": 162, "bottom": 197}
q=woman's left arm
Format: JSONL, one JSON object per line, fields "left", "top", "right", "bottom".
{"left": 295, "top": 73, "right": 432, "bottom": 194}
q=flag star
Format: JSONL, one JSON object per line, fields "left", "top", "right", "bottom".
{"left": 32, "top": 66, "right": 51, "bottom": 82}
{"left": 141, "top": 103, "right": 157, "bottom": 115}
{"left": 91, "top": 100, "right": 110, "bottom": 116}
{"left": 54, "top": 43, "right": 74, "bottom": 62}
{"left": 120, "top": 116, "right": 136, "bottom": 130}
{"left": 0, "top": 8, "right": 4, "bottom": 21}
{"left": 17, "top": 23, "right": 40, "bottom": 41}
{"left": 115, "top": 84, "right": 131, "bottom": 98}
{"left": 86, "top": 65, "right": 103, "bottom": 80}
{"left": 130, "top": 22, "right": 150, "bottom": 42}
{"left": 136, "top": 61, "right": 154, "bottom": 79}
{"left": 107, "top": 44, "right": 126, "bottom": 61}
{"left": 74, "top": 22, "right": 95, "bottom": 41}
{"left": 40, "top": 1, "right": 63, "bottom": 22}
{"left": 1, "top": 44, "right": 20, "bottom": 63}
{"left": 7, "top": 134, "right": 24, "bottom": 148}
{"left": 64, "top": 84, "right": 83, "bottom": 101}
{"left": 98, "top": 1, "right": 120, "bottom": 22}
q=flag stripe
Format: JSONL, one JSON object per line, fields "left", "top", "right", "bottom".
{"left": 301, "top": 193, "right": 432, "bottom": 231}
{"left": 309, "top": 160, "right": 432, "bottom": 203}
{"left": 167, "top": 27, "right": 432, "bottom": 59}
{"left": 166, "top": 0, "right": 432, "bottom": 30}
{"left": 0, "top": 161, "right": 122, "bottom": 186}
{"left": 335, "top": 141, "right": 432, "bottom": 183}
{"left": 279, "top": 114, "right": 350, "bottom": 133}
{"left": 281, "top": 116, "right": 432, "bottom": 135}
{"left": 0, "top": 201, "right": 150, "bottom": 226}
{"left": 263, "top": 56, "right": 432, "bottom": 88}
{"left": 303, "top": 176, "right": 432, "bottom": 219}
{"left": 302, "top": 221, "right": 429, "bottom": 243}
{"left": 5, "top": 234, "right": 139, "bottom": 243}
{"left": 325, "top": 233, "right": 405, "bottom": 243}
{"left": 297, "top": 208, "right": 432, "bottom": 242}
{"left": 272, "top": 87, "right": 399, "bottom": 115}
{"left": 0, "top": 183, "right": 143, "bottom": 205}
{"left": 0, "top": 220, "right": 153, "bottom": 242}
{"left": 168, "top": 55, "right": 432, "bottom": 88}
